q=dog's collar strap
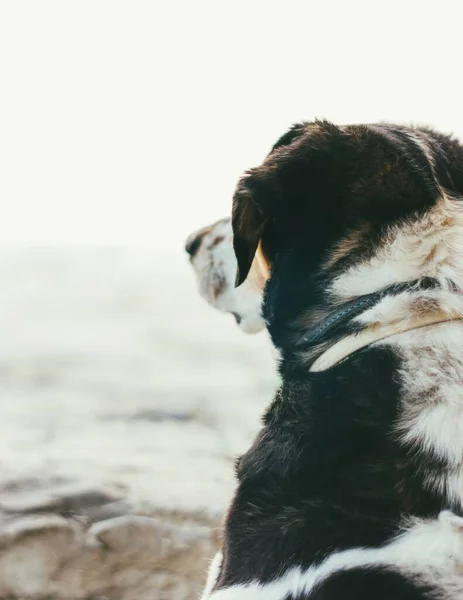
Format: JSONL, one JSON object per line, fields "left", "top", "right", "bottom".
{"left": 310, "top": 308, "right": 460, "bottom": 372}
{"left": 295, "top": 277, "right": 439, "bottom": 350}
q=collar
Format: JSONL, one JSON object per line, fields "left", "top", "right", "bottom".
{"left": 310, "top": 309, "right": 460, "bottom": 372}
{"left": 293, "top": 277, "right": 460, "bottom": 372}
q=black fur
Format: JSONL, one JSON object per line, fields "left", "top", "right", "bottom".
{"left": 214, "top": 122, "right": 463, "bottom": 598}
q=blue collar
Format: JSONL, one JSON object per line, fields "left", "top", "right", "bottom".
{"left": 295, "top": 277, "right": 440, "bottom": 350}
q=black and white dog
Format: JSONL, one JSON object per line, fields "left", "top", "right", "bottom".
{"left": 186, "top": 121, "right": 463, "bottom": 599}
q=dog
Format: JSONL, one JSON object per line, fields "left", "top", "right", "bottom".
{"left": 187, "top": 121, "right": 463, "bottom": 599}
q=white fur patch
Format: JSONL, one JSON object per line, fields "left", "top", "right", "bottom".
{"left": 313, "top": 198, "right": 463, "bottom": 372}
{"left": 379, "top": 322, "right": 463, "bottom": 506}
{"left": 330, "top": 200, "right": 463, "bottom": 301}
{"left": 204, "top": 513, "right": 463, "bottom": 599}
{"left": 201, "top": 552, "right": 223, "bottom": 600}
{"left": 404, "top": 402, "right": 463, "bottom": 466}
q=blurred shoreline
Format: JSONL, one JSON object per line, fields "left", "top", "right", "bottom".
{"left": 0, "top": 247, "right": 276, "bottom": 598}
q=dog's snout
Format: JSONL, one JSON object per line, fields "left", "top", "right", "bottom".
{"left": 186, "top": 225, "right": 213, "bottom": 258}
{"left": 185, "top": 232, "right": 203, "bottom": 258}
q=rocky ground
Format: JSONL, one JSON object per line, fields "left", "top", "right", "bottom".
{"left": 0, "top": 248, "right": 276, "bottom": 599}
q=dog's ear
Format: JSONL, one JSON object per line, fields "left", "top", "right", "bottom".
{"left": 232, "top": 173, "right": 269, "bottom": 287}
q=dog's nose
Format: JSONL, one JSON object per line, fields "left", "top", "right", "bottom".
{"left": 185, "top": 231, "right": 204, "bottom": 258}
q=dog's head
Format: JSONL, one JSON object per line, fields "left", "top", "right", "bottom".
{"left": 232, "top": 120, "right": 463, "bottom": 354}
{"left": 184, "top": 124, "right": 327, "bottom": 334}
{"left": 185, "top": 217, "right": 266, "bottom": 333}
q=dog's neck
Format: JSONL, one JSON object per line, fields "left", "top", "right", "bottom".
{"left": 309, "top": 289, "right": 462, "bottom": 372}
{"left": 295, "top": 278, "right": 437, "bottom": 349}
{"left": 306, "top": 204, "right": 463, "bottom": 370}
{"left": 268, "top": 277, "right": 463, "bottom": 375}
{"left": 286, "top": 272, "right": 463, "bottom": 372}
{"left": 264, "top": 201, "right": 463, "bottom": 372}
{"left": 266, "top": 271, "right": 463, "bottom": 371}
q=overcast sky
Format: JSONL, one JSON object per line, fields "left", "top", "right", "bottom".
{"left": 1, "top": 1, "right": 462, "bottom": 254}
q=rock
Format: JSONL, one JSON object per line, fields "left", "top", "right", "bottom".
{"left": 0, "top": 511, "right": 219, "bottom": 599}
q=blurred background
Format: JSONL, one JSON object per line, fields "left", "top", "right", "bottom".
{"left": 0, "top": 1, "right": 462, "bottom": 598}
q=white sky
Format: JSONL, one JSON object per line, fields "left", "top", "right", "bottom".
{"left": 1, "top": 1, "right": 463, "bottom": 253}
